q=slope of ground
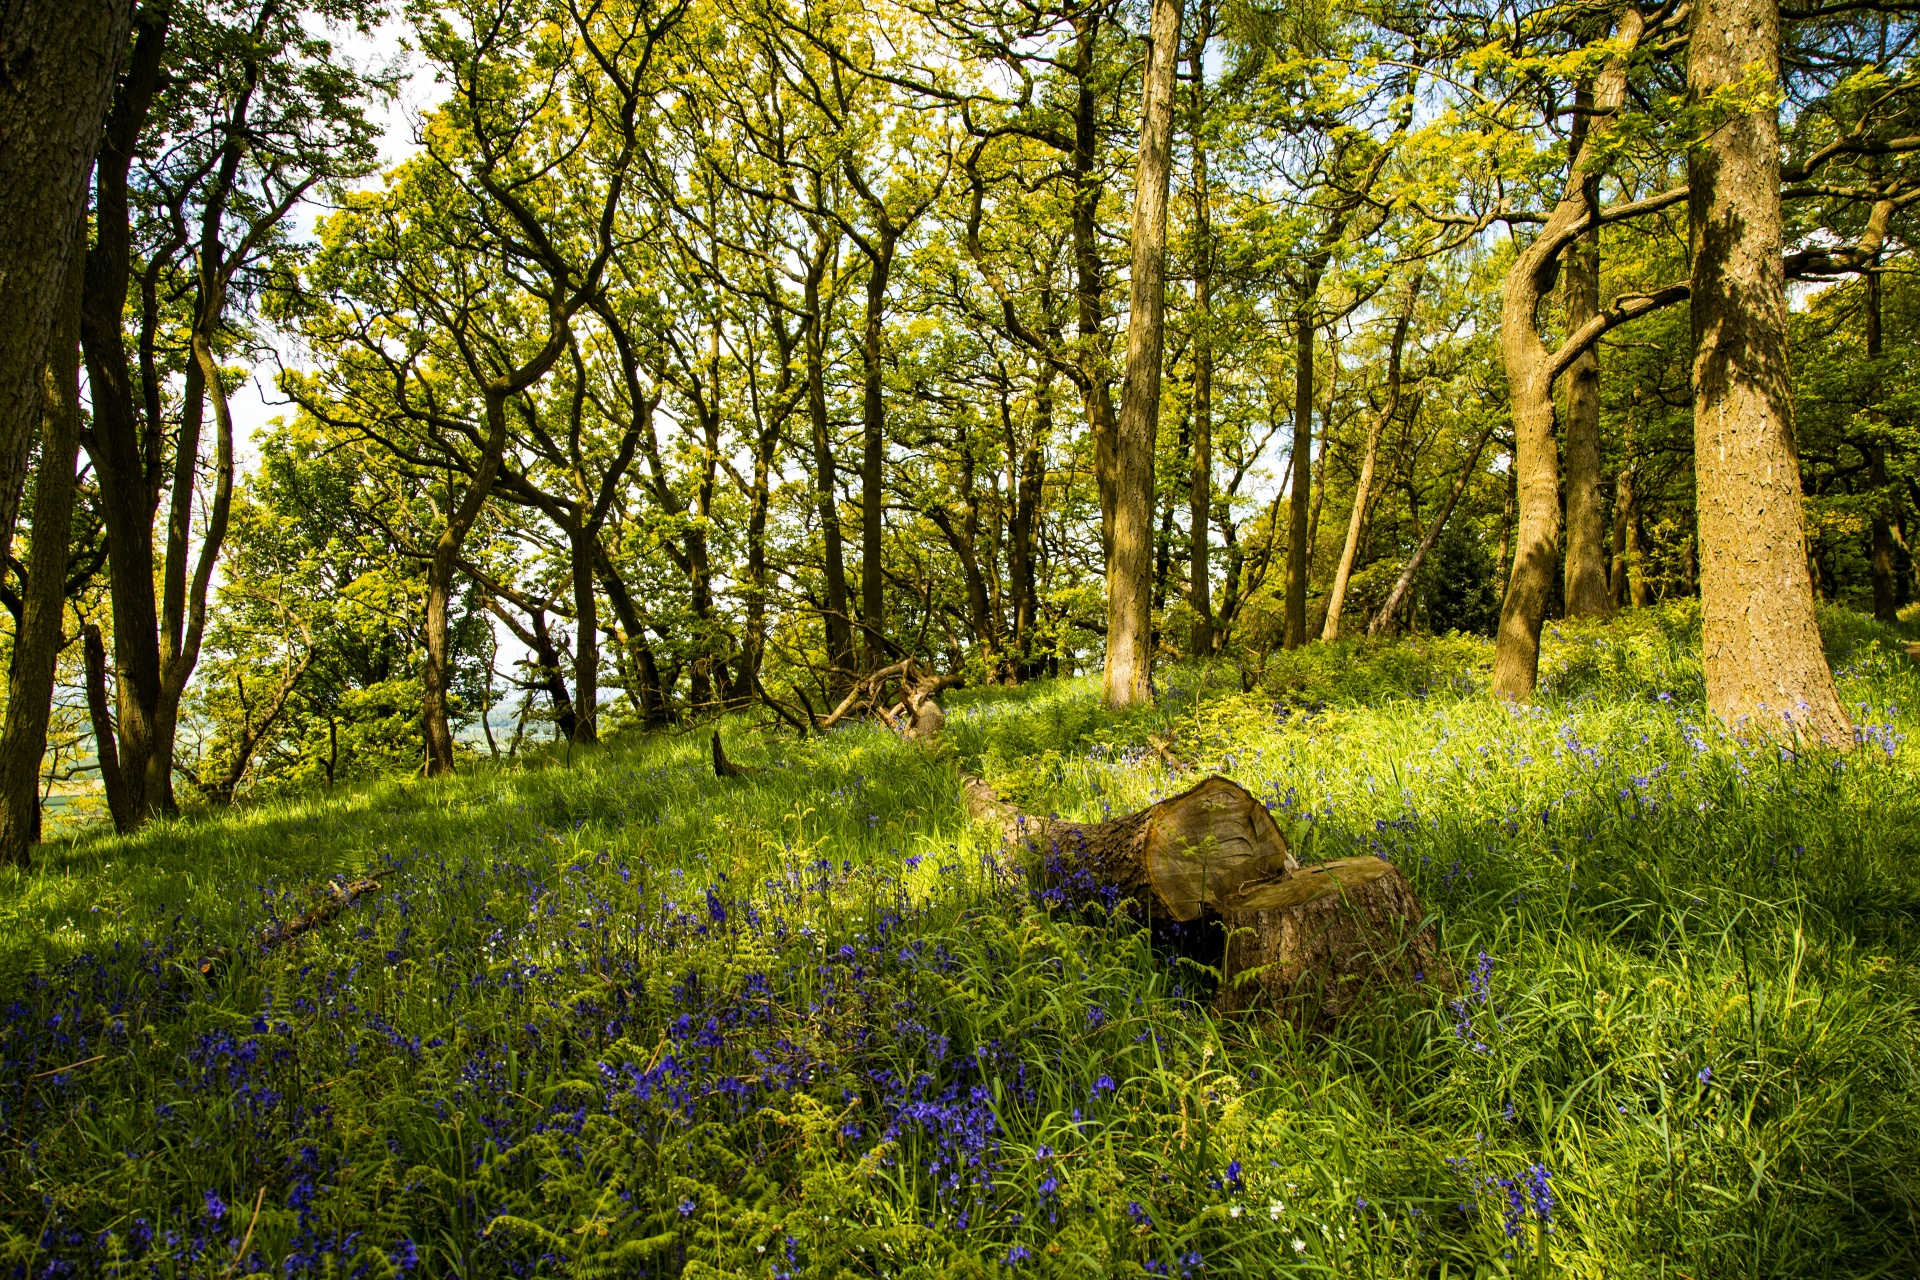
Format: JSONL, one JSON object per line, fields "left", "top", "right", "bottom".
{"left": 2, "top": 605, "right": 1917, "bottom": 1278}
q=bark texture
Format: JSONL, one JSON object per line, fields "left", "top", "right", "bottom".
{"left": 967, "top": 774, "right": 1444, "bottom": 1027}
{"left": 1106, "top": 0, "right": 1181, "bottom": 708}
{"left": 1040, "top": 777, "right": 1298, "bottom": 922}
{"left": 0, "top": 0, "right": 131, "bottom": 559}
{"left": 1688, "top": 0, "right": 1852, "bottom": 745}
{"left": 1186, "top": 14, "right": 1215, "bottom": 657}
{"left": 1561, "top": 85, "right": 1613, "bottom": 619}
{"left": 0, "top": 231, "right": 85, "bottom": 866}
{"left": 1493, "top": 11, "right": 1644, "bottom": 699}
{"left": 1284, "top": 306, "right": 1315, "bottom": 648}
{"left": 1213, "top": 857, "right": 1449, "bottom": 1026}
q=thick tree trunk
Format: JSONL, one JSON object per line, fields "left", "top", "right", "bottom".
{"left": 1561, "top": 85, "right": 1613, "bottom": 619}
{"left": 1284, "top": 305, "right": 1316, "bottom": 648}
{"left": 0, "top": 237, "right": 85, "bottom": 866}
{"left": 1324, "top": 279, "right": 1419, "bottom": 640}
{"left": 1688, "top": 0, "right": 1852, "bottom": 745}
{"left": 1186, "top": 14, "right": 1215, "bottom": 658}
{"left": 79, "top": 7, "right": 169, "bottom": 823}
{"left": 0, "top": 0, "right": 131, "bottom": 562}
{"left": 1494, "top": 12, "right": 1644, "bottom": 699}
{"left": 1106, "top": 0, "right": 1181, "bottom": 709}
{"left": 1213, "top": 857, "right": 1449, "bottom": 1026}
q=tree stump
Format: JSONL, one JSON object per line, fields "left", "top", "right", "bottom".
{"left": 1212, "top": 857, "right": 1449, "bottom": 1026}
{"left": 963, "top": 772, "right": 1447, "bottom": 1026}
{"left": 1038, "top": 776, "right": 1299, "bottom": 922}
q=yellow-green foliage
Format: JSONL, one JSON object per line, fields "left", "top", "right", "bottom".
{"left": 2, "top": 605, "right": 1916, "bottom": 1277}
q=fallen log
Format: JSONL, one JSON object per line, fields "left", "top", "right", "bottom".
{"left": 197, "top": 877, "right": 383, "bottom": 976}
{"left": 965, "top": 773, "right": 1446, "bottom": 1026}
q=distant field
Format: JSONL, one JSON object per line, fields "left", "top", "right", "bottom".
{"left": 2, "top": 606, "right": 1916, "bottom": 1278}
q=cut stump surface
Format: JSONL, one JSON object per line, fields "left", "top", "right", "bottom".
{"left": 963, "top": 772, "right": 1447, "bottom": 1027}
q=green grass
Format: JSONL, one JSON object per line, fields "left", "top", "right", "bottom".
{"left": 2, "top": 603, "right": 1917, "bottom": 1278}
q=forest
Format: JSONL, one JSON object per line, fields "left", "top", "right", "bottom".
{"left": 0, "top": 0, "right": 1917, "bottom": 1275}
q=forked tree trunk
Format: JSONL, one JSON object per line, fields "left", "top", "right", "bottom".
{"left": 1106, "top": 0, "right": 1181, "bottom": 709}
{"left": 1494, "top": 10, "right": 1645, "bottom": 699}
{"left": 967, "top": 775, "right": 1447, "bottom": 1027}
{"left": 1688, "top": 0, "right": 1853, "bottom": 745}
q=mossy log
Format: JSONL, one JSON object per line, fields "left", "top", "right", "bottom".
{"left": 965, "top": 773, "right": 1446, "bottom": 1026}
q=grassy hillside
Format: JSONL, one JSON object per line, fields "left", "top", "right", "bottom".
{"left": 2, "top": 606, "right": 1917, "bottom": 1278}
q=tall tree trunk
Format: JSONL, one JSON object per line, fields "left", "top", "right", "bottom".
{"left": 1009, "top": 365, "right": 1048, "bottom": 673}
{"left": 423, "top": 387, "right": 515, "bottom": 776}
{"left": 1688, "top": 0, "right": 1851, "bottom": 744}
{"left": 1611, "top": 465, "right": 1633, "bottom": 608}
{"left": 1284, "top": 302, "right": 1315, "bottom": 648}
{"left": 1069, "top": 12, "right": 1118, "bottom": 571}
{"left": 570, "top": 525, "right": 599, "bottom": 742}
{"left": 0, "top": 234, "right": 85, "bottom": 866}
{"left": 0, "top": 0, "right": 131, "bottom": 563}
{"left": 82, "top": 622, "right": 132, "bottom": 832}
{"left": 1562, "top": 84, "right": 1613, "bottom": 619}
{"left": 1866, "top": 268, "right": 1897, "bottom": 622}
{"left": 804, "top": 227, "right": 855, "bottom": 693}
{"left": 79, "top": 5, "right": 169, "bottom": 822}
{"left": 1106, "top": 0, "right": 1181, "bottom": 709}
{"left": 1324, "top": 277, "right": 1419, "bottom": 640}
{"left": 1186, "top": 9, "right": 1215, "bottom": 657}
{"left": 1494, "top": 10, "right": 1644, "bottom": 699}
{"left": 593, "top": 539, "right": 668, "bottom": 727}
{"left": 860, "top": 230, "right": 897, "bottom": 668}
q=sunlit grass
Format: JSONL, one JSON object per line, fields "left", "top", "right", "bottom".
{"left": 2, "top": 602, "right": 1915, "bottom": 1277}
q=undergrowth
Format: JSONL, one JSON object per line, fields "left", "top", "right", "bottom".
{"left": 1, "top": 603, "right": 1916, "bottom": 1278}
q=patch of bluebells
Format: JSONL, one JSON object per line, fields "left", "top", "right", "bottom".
{"left": 1449, "top": 951, "right": 1500, "bottom": 1053}
{"left": 1, "top": 830, "right": 1256, "bottom": 1275}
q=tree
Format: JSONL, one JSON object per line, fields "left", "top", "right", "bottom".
{"left": 80, "top": 0, "right": 385, "bottom": 823}
{"left": 1107, "top": 0, "right": 1181, "bottom": 708}
{"left": 0, "top": 0, "right": 131, "bottom": 562}
{"left": 0, "top": 229, "right": 86, "bottom": 866}
{"left": 1688, "top": 0, "right": 1852, "bottom": 743}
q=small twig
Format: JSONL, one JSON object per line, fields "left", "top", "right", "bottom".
{"left": 26, "top": 1054, "right": 104, "bottom": 1081}
{"left": 224, "top": 1186, "right": 267, "bottom": 1278}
